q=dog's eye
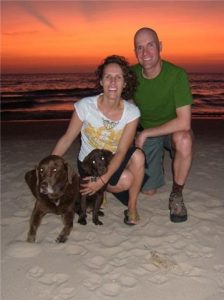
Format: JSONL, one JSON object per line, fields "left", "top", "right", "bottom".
{"left": 101, "top": 156, "right": 105, "bottom": 161}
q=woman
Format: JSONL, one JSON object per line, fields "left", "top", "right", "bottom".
{"left": 52, "top": 55, "right": 145, "bottom": 225}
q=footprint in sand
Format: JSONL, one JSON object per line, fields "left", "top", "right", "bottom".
{"left": 50, "top": 288, "right": 75, "bottom": 300}
{"left": 65, "top": 244, "right": 87, "bottom": 256}
{"left": 128, "top": 248, "right": 149, "bottom": 257}
{"left": 147, "top": 274, "right": 168, "bottom": 284}
{"left": 217, "top": 276, "right": 224, "bottom": 293}
{"left": 27, "top": 266, "right": 75, "bottom": 300}
{"left": 119, "top": 275, "right": 138, "bottom": 288}
{"left": 214, "top": 264, "right": 224, "bottom": 273}
{"left": 86, "top": 232, "right": 97, "bottom": 241}
{"left": 172, "top": 263, "right": 203, "bottom": 277}
{"left": 28, "top": 266, "right": 44, "bottom": 278}
{"left": 99, "top": 232, "right": 128, "bottom": 247}
{"left": 100, "top": 282, "right": 121, "bottom": 297}
{"left": 7, "top": 241, "right": 41, "bottom": 258}
{"left": 185, "top": 244, "right": 214, "bottom": 258}
{"left": 38, "top": 273, "right": 70, "bottom": 286}
{"left": 110, "top": 257, "right": 127, "bottom": 267}
{"left": 130, "top": 266, "right": 149, "bottom": 276}
{"left": 83, "top": 274, "right": 103, "bottom": 291}
{"left": 83, "top": 256, "right": 113, "bottom": 275}
{"left": 84, "top": 255, "right": 107, "bottom": 269}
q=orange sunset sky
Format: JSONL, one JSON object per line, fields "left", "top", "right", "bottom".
{"left": 1, "top": 0, "right": 224, "bottom": 73}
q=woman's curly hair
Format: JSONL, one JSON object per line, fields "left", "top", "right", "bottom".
{"left": 95, "top": 55, "right": 137, "bottom": 100}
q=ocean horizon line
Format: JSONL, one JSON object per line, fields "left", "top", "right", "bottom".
{"left": 2, "top": 71, "right": 224, "bottom": 75}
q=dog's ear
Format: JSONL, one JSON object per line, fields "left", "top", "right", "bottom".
{"left": 25, "top": 169, "right": 38, "bottom": 197}
{"left": 81, "top": 159, "right": 91, "bottom": 176}
{"left": 35, "top": 166, "right": 39, "bottom": 186}
{"left": 66, "top": 163, "right": 75, "bottom": 184}
{"left": 103, "top": 150, "right": 113, "bottom": 164}
{"left": 25, "top": 169, "right": 37, "bottom": 186}
{"left": 81, "top": 153, "right": 92, "bottom": 176}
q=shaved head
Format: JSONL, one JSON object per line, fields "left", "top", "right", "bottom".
{"left": 134, "top": 27, "right": 160, "bottom": 48}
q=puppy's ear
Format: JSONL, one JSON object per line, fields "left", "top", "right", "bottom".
{"left": 81, "top": 153, "right": 92, "bottom": 176}
{"left": 80, "top": 159, "right": 91, "bottom": 176}
{"left": 104, "top": 150, "right": 113, "bottom": 163}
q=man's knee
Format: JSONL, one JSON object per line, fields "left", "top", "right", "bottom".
{"left": 172, "top": 130, "right": 193, "bottom": 154}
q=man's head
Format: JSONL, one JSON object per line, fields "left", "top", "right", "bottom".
{"left": 134, "top": 27, "right": 162, "bottom": 75}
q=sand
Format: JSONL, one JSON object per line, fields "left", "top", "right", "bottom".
{"left": 1, "top": 119, "right": 224, "bottom": 300}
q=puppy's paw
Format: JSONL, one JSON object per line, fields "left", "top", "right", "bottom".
{"left": 93, "top": 219, "right": 103, "bottom": 225}
{"left": 98, "top": 210, "right": 104, "bottom": 217}
{"left": 78, "top": 217, "right": 87, "bottom": 225}
{"left": 27, "top": 234, "right": 36, "bottom": 243}
{"left": 56, "top": 235, "right": 68, "bottom": 243}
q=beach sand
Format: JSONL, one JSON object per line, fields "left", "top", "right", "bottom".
{"left": 1, "top": 119, "right": 224, "bottom": 300}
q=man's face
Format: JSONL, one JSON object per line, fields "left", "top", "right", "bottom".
{"left": 134, "top": 30, "right": 161, "bottom": 71}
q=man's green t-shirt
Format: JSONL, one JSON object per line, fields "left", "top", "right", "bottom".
{"left": 132, "top": 60, "right": 193, "bottom": 129}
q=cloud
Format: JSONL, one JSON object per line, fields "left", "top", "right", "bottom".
{"left": 18, "top": 1, "right": 57, "bottom": 31}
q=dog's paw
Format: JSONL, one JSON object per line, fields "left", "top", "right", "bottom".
{"left": 27, "top": 235, "right": 36, "bottom": 243}
{"left": 93, "top": 219, "right": 103, "bottom": 226}
{"left": 98, "top": 210, "right": 104, "bottom": 217}
{"left": 56, "top": 235, "right": 68, "bottom": 243}
{"left": 78, "top": 217, "right": 87, "bottom": 225}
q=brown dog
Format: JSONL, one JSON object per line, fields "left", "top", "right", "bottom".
{"left": 25, "top": 155, "right": 80, "bottom": 243}
{"left": 78, "top": 149, "right": 113, "bottom": 226}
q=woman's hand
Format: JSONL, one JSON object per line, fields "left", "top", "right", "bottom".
{"left": 80, "top": 176, "right": 105, "bottom": 195}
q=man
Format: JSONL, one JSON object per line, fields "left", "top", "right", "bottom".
{"left": 132, "top": 27, "right": 193, "bottom": 223}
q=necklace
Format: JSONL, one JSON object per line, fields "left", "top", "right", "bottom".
{"left": 102, "top": 118, "right": 119, "bottom": 130}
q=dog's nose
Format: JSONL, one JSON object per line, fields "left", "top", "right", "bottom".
{"left": 40, "top": 182, "right": 48, "bottom": 194}
{"left": 40, "top": 182, "right": 47, "bottom": 189}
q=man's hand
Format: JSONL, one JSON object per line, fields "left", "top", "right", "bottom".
{"left": 135, "top": 131, "right": 147, "bottom": 148}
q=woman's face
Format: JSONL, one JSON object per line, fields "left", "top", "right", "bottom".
{"left": 100, "top": 63, "right": 126, "bottom": 100}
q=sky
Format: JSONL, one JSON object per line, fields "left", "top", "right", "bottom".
{"left": 1, "top": 0, "right": 224, "bottom": 73}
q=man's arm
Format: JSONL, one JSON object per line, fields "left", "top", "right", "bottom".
{"left": 135, "top": 105, "right": 191, "bottom": 148}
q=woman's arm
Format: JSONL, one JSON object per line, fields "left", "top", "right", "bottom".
{"left": 52, "top": 110, "right": 83, "bottom": 157}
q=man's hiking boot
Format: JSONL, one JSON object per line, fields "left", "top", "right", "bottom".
{"left": 169, "top": 191, "right": 188, "bottom": 223}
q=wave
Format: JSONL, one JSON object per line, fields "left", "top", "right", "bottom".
{"left": 1, "top": 87, "right": 98, "bottom": 99}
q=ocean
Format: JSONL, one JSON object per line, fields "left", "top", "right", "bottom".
{"left": 1, "top": 72, "right": 224, "bottom": 121}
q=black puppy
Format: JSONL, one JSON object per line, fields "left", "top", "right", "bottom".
{"left": 78, "top": 149, "right": 113, "bottom": 225}
{"left": 25, "top": 155, "right": 80, "bottom": 243}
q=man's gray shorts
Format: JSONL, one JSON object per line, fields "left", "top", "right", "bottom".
{"left": 142, "top": 135, "right": 174, "bottom": 191}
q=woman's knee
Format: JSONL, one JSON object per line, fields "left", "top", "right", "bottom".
{"left": 108, "top": 170, "right": 133, "bottom": 192}
{"left": 129, "top": 148, "right": 145, "bottom": 168}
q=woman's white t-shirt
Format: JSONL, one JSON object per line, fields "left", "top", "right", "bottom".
{"left": 74, "top": 94, "right": 140, "bottom": 161}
